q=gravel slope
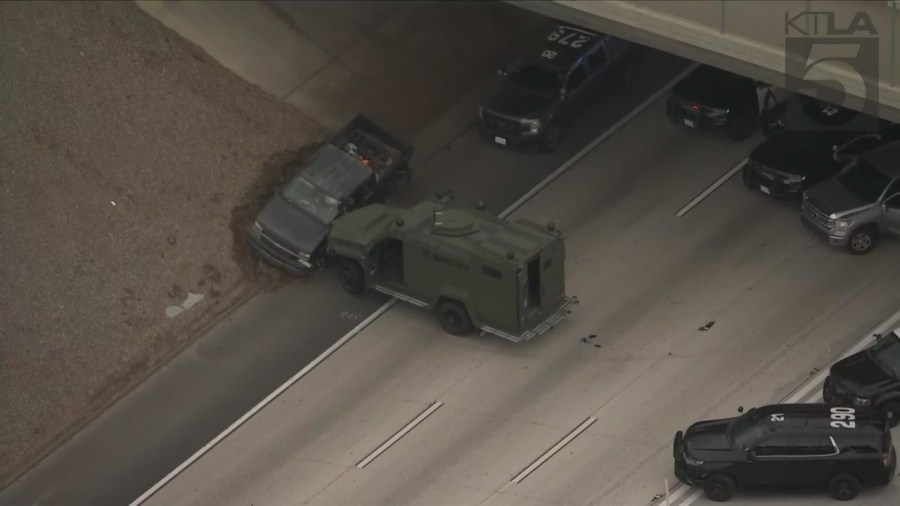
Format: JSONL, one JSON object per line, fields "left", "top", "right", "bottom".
{"left": 0, "top": 1, "right": 322, "bottom": 485}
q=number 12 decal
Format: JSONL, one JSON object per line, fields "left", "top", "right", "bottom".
{"left": 830, "top": 406, "right": 856, "bottom": 429}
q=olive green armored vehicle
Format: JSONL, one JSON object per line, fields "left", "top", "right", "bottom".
{"left": 326, "top": 193, "right": 577, "bottom": 342}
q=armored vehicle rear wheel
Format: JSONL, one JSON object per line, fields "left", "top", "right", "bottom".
{"left": 828, "top": 473, "right": 860, "bottom": 501}
{"left": 437, "top": 300, "right": 472, "bottom": 336}
{"left": 335, "top": 258, "right": 364, "bottom": 295}
{"left": 847, "top": 226, "right": 877, "bottom": 255}
{"left": 703, "top": 474, "right": 735, "bottom": 502}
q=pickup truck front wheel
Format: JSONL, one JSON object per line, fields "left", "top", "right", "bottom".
{"left": 847, "top": 226, "right": 877, "bottom": 255}
{"left": 335, "top": 258, "right": 365, "bottom": 295}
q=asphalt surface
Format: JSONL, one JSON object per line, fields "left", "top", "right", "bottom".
{"left": 134, "top": 71, "right": 900, "bottom": 505}
{"left": 0, "top": 48, "right": 690, "bottom": 506}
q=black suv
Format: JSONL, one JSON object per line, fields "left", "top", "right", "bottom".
{"left": 825, "top": 329, "right": 900, "bottom": 428}
{"left": 673, "top": 403, "right": 896, "bottom": 502}
{"left": 743, "top": 94, "right": 900, "bottom": 200}
{"left": 666, "top": 64, "right": 768, "bottom": 141}
{"left": 478, "top": 24, "right": 639, "bottom": 152}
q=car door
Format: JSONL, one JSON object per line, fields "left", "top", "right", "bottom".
{"left": 560, "top": 58, "right": 591, "bottom": 119}
{"left": 749, "top": 434, "right": 795, "bottom": 486}
{"left": 883, "top": 180, "right": 900, "bottom": 235}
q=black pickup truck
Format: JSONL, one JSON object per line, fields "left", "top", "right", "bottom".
{"left": 247, "top": 115, "right": 413, "bottom": 273}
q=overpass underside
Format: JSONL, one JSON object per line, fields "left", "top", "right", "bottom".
{"left": 510, "top": 0, "right": 900, "bottom": 124}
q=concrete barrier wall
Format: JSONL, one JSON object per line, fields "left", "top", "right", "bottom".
{"left": 512, "top": 0, "right": 900, "bottom": 122}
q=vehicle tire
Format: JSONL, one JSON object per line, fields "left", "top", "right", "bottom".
{"left": 703, "top": 474, "right": 736, "bottom": 502}
{"left": 436, "top": 300, "right": 473, "bottom": 336}
{"left": 846, "top": 225, "right": 878, "bottom": 255}
{"left": 539, "top": 123, "right": 562, "bottom": 152}
{"left": 880, "top": 401, "right": 900, "bottom": 428}
{"left": 335, "top": 258, "right": 365, "bottom": 295}
{"left": 828, "top": 473, "right": 861, "bottom": 501}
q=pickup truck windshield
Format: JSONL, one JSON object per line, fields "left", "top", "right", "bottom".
{"left": 281, "top": 176, "right": 340, "bottom": 224}
{"left": 507, "top": 64, "right": 562, "bottom": 95}
{"left": 836, "top": 159, "right": 891, "bottom": 202}
{"left": 868, "top": 334, "right": 900, "bottom": 380}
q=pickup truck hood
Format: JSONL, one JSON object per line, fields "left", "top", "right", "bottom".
{"left": 804, "top": 177, "right": 871, "bottom": 215}
{"left": 485, "top": 82, "right": 555, "bottom": 120}
{"left": 684, "top": 419, "right": 732, "bottom": 452}
{"left": 750, "top": 134, "right": 839, "bottom": 178}
{"left": 257, "top": 195, "right": 329, "bottom": 256}
{"left": 830, "top": 351, "right": 898, "bottom": 398}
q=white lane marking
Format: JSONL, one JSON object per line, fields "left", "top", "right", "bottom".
{"left": 674, "top": 158, "right": 747, "bottom": 217}
{"left": 499, "top": 62, "right": 700, "bottom": 220}
{"left": 664, "top": 481, "right": 691, "bottom": 504}
{"left": 678, "top": 489, "right": 702, "bottom": 505}
{"left": 676, "top": 308, "right": 900, "bottom": 506}
{"left": 510, "top": 417, "right": 597, "bottom": 484}
{"left": 356, "top": 401, "right": 443, "bottom": 469}
{"left": 128, "top": 301, "right": 396, "bottom": 506}
{"left": 130, "top": 63, "right": 700, "bottom": 506}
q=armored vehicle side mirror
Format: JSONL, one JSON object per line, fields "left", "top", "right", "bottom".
{"left": 737, "top": 406, "right": 744, "bottom": 413}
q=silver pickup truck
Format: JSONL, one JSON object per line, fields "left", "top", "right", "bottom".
{"left": 801, "top": 140, "right": 900, "bottom": 254}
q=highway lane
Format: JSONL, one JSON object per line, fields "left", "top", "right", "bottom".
{"left": 0, "top": 50, "right": 689, "bottom": 506}
{"left": 140, "top": 80, "right": 900, "bottom": 505}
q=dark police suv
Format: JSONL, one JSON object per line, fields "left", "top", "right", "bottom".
{"left": 743, "top": 94, "right": 900, "bottom": 200}
{"left": 478, "top": 24, "right": 639, "bottom": 151}
{"left": 673, "top": 403, "right": 896, "bottom": 502}
{"left": 666, "top": 64, "right": 772, "bottom": 141}
{"left": 825, "top": 328, "right": 900, "bottom": 428}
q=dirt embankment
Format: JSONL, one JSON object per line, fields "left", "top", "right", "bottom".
{"left": 0, "top": 1, "right": 322, "bottom": 486}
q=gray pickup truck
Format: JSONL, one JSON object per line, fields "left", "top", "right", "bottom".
{"left": 801, "top": 140, "right": 900, "bottom": 254}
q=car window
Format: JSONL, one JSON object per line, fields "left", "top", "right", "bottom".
{"left": 280, "top": 176, "right": 341, "bottom": 224}
{"left": 506, "top": 64, "right": 563, "bottom": 95}
{"left": 887, "top": 193, "right": 900, "bottom": 210}
{"left": 755, "top": 434, "right": 792, "bottom": 456}
{"left": 836, "top": 159, "right": 892, "bottom": 202}
{"left": 566, "top": 62, "right": 588, "bottom": 92}
{"left": 868, "top": 333, "right": 900, "bottom": 379}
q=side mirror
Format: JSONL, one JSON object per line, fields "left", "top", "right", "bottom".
{"left": 737, "top": 406, "right": 744, "bottom": 413}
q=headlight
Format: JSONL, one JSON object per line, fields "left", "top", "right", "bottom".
{"left": 832, "top": 217, "right": 853, "bottom": 231}
{"left": 683, "top": 452, "right": 704, "bottom": 466}
{"left": 852, "top": 396, "right": 871, "bottom": 406}
{"left": 706, "top": 107, "right": 728, "bottom": 117}
{"left": 785, "top": 174, "right": 806, "bottom": 184}
{"left": 520, "top": 118, "right": 541, "bottom": 134}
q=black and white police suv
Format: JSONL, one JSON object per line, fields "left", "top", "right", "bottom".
{"left": 673, "top": 403, "right": 896, "bottom": 502}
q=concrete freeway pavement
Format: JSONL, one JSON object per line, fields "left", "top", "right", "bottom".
{"left": 0, "top": 46, "right": 690, "bottom": 506}
{"left": 138, "top": 71, "right": 900, "bottom": 504}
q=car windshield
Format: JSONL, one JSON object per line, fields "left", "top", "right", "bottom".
{"left": 729, "top": 409, "right": 763, "bottom": 449}
{"left": 506, "top": 64, "right": 563, "bottom": 95}
{"left": 836, "top": 159, "right": 891, "bottom": 202}
{"left": 280, "top": 176, "right": 340, "bottom": 224}
{"left": 867, "top": 333, "right": 900, "bottom": 379}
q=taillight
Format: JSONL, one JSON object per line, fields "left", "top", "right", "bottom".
{"left": 882, "top": 451, "right": 890, "bottom": 467}
{"left": 691, "top": 103, "right": 701, "bottom": 111}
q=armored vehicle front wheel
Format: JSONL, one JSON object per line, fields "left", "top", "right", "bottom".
{"left": 335, "top": 258, "right": 365, "bottom": 295}
{"left": 437, "top": 300, "right": 473, "bottom": 336}
{"left": 703, "top": 474, "right": 735, "bottom": 502}
{"left": 828, "top": 473, "right": 861, "bottom": 501}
